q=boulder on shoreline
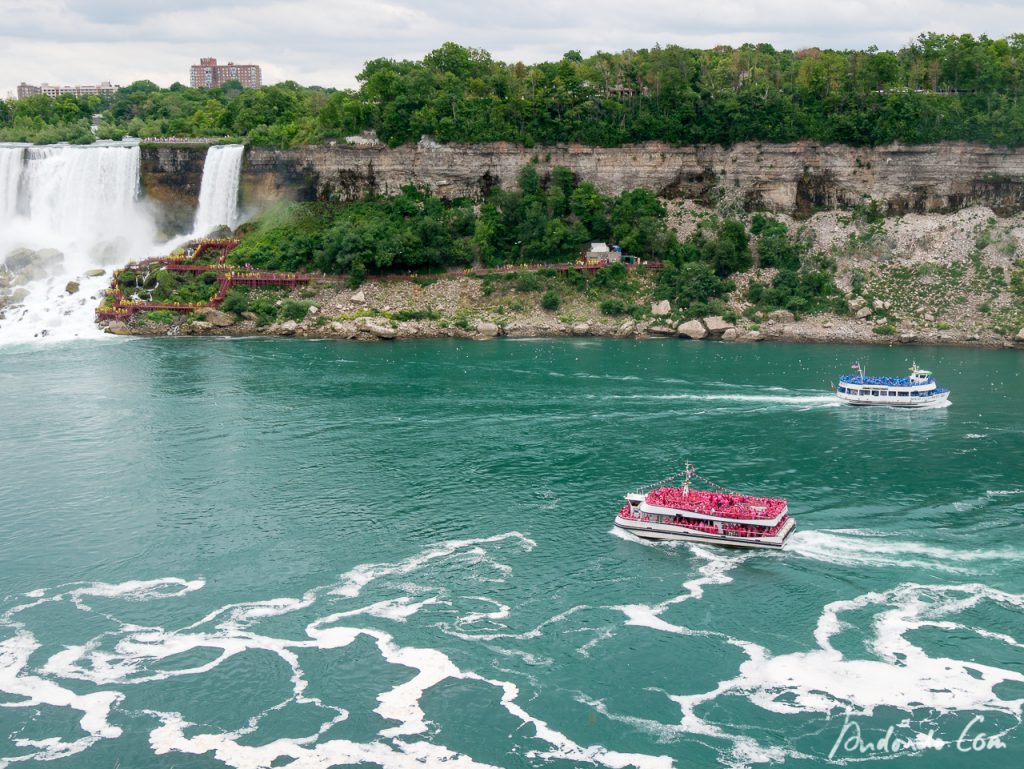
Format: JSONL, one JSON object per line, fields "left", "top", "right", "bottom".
{"left": 650, "top": 299, "right": 671, "bottom": 316}
{"left": 105, "top": 321, "right": 131, "bottom": 335}
{"left": 767, "top": 309, "right": 795, "bottom": 324}
{"left": 677, "top": 319, "right": 708, "bottom": 339}
{"left": 204, "top": 308, "right": 235, "bottom": 327}
{"left": 357, "top": 317, "right": 396, "bottom": 339}
{"left": 702, "top": 316, "right": 734, "bottom": 337}
{"left": 475, "top": 321, "right": 500, "bottom": 338}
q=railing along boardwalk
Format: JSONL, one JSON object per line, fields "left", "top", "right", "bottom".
{"left": 96, "top": 239, "right": 317, "bottom": 321}
{"left": 96, "top": 241, "right": 660, "bottom": 322}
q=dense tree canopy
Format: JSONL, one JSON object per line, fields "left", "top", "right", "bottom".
{"left": 7, "top": 34, "right": 1024, "bottom": 146}
{"left": 230, "top": 165, "right": 692, "bottom": 276}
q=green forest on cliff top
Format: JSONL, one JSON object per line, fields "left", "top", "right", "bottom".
{"left": 6, "top": 34, "right": 1024, "bottom": 146}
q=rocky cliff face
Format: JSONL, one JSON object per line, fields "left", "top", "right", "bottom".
{"left": 140, "top": 140, "right": 1024, "bottom": 219}
{"left": 139, "top": 146, "right": 207, "bottom": 237}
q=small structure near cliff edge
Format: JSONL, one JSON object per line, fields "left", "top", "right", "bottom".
{"left": 582, "top": 242, "right": 635, "bottom": 265}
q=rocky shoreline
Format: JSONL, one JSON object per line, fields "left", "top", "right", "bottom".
{"left": 103, "top": 275, "right": 1024, "bottom": 349}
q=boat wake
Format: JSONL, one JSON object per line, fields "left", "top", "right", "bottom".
{"left": 788, "top": 530, "right": 1020, "bottom": 573}
{"left": 606, "top": 392, "right": 841, "bottom": 409}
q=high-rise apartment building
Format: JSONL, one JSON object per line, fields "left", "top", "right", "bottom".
{"left": 189, "top": 58, "right": 262, "bottom": 89}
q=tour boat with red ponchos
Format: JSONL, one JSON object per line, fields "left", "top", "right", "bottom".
{"left": 615, "top": 463, "right": 796, "bottom": 549}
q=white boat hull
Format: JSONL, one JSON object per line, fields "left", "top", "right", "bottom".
{"left": 836, "top": 390, "right": 949, "bottom": 408}
{"left": 615, "top": 515, "right": 796, "bottom": 549}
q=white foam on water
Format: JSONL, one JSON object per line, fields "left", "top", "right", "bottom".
{"left": 331, "top": 531, "right": 535, "bottom": 598}
{"left": 322, "top": 596, "right": 440, "bottom": 623}
{"left": 444, "top": 604, "right": 588, "bottom": 642}
{"left": 1, "top": 535, "right": 671, "bottom": 769}
{"left": 609, "top": 526, "right": 695, "bottom": 550}
{"left": 579, "top": 693, "right": 800, "bottom": 768}
{"left": 789, "top": 530, "right": 1019, "bottom": 573}
{"left": 634, "top": 582, "right": 1024, "bottom": 768}
{"left": 148, "top": 709, "right": 502, "bottom": 769}
{"left": 475, "top": 674, "right": 674, "bottom": 769}
{"left": 614, "top": 544, "right": 756, "bottom": 635}
{"left": 0, "top": 629, "right": 124, "bottom": 768}
{"left": 577, "top": 627, "right": 616, "bottom": 657}
{"left": 10, "top": 535, "right": 1020, "bottom": 769}
{"left": 600, "top": 532, "right": 1024, "bottom": 766}
{"left": 451, "top": 597, "right": 511, "bottom": 632}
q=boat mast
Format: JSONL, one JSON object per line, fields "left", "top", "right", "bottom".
{"left": 683, "top": 461, "right": 694, "bottom": 495}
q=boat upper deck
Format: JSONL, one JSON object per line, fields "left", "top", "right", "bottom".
{"left": 839, "top": 374, "right": 933, "bottom": 387}
{"left": 641, "top": 487, "right": 786, "bottom": 521}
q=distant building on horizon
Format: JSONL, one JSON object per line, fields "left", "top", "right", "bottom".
{"left": 16, "top": 81, "right": 120, "bottom": 99}
{"left": 189, "top": 57, "right": 262, "bottom": 89}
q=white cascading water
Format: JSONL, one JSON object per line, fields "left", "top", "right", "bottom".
{"left": 0, "top": 146, "right": 23, "bottom": 222}
{"left": 0, "top": 142, "right": 159, "bottom": 344}
{"left": 191, "top": 144, "right": 244, "bottom": 238}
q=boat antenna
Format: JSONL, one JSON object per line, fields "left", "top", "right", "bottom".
{"left": 683, "top": 461, "right": 694, "bottom": 495}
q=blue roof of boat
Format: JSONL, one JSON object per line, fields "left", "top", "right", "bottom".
{"left": 839, "top": 374, "right": 933, "bottom": 386}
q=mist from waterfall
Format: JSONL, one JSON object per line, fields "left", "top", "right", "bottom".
{"left": 0, "top": 142, "right": 158, "bottom": 344}
{"left": 192, "top": 144, "right": 244, "bottom": 238}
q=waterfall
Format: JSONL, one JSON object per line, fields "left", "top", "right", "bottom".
{"left": 0, "top": 146, "right": 24, "bottom": 223}
{"left": 23, "top": 145, "right": 143, "bottom": 247}
{"left": 0, "top": 142, "right": 157, "bottom": 344}
{"left": 192, "top": 144, "right": 244, "bottom": 237}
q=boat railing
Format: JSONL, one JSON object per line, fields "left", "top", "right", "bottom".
{"left": 619, "top": 505, "right": 788, "bottom": 538}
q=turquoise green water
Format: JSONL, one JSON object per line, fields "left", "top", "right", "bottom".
{"left": 0, "top": 338, "right": 1021, "bottom": 769}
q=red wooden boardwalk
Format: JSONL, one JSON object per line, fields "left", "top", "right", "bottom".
{"left": 97, "top": 241, "right": 660, "bottom": 322}
{"left": 97, "top": 239, "right": 313, "bottom": 321}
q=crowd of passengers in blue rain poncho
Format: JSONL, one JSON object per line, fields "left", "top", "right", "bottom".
{"left": 839, "top": 375, "right": 929, "bottom": 386}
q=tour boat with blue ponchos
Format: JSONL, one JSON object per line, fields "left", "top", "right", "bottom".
{"left": 615, "top": 463, "right": 796, "bottom": 549}
{"left": 835, "top": 362, "right": 949, "bottom": 407}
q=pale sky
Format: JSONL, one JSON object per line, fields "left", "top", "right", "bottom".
{"left": 3, "top": 0, "right": 1024, "bottom": 98}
